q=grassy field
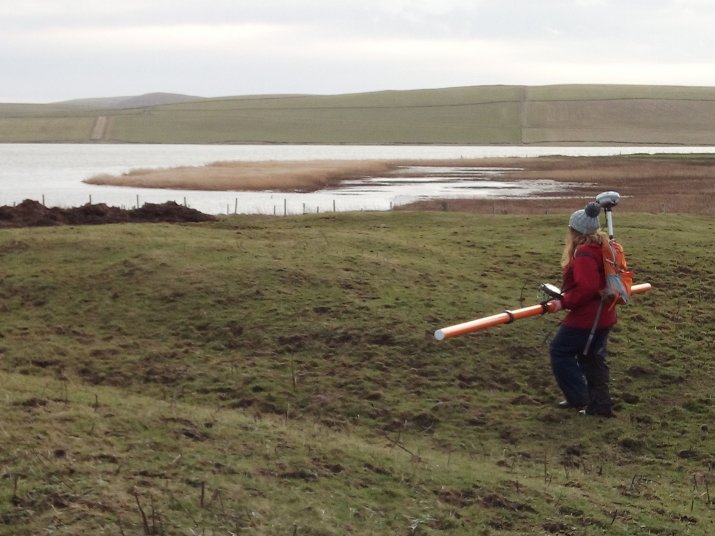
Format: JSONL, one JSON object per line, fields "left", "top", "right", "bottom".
{"left": 1, "top": 209, "right": 714, "bottom": 534}
{"left": 3, "top": 84, "right": 715, "bottom": 145}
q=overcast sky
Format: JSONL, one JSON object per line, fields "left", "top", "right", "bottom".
{"left": 3, "top": 0, "right": 715, "bottom": 103}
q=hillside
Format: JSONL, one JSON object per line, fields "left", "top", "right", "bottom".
{"left": 1, "top": 211, "right": 714, "bottom": 534}
{"left": 2, "top": 84, "right": 715, "bottom": 145}
{"left": 53, "top": 92, "right": 205, "bottom": 109}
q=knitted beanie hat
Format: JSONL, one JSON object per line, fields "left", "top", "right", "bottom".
{"left": 569, "top": 201, "right": 602, "bottom": 234}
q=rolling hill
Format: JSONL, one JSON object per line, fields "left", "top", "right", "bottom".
{"left": 52, "top": 92, "right": 205, "bottom": 110}
{"left": 1, "top": 84, "right": 715, "bottom": 145}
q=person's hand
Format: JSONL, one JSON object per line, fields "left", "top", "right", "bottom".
{"left": 546, "top": 299, "right": 563, "bottom": 313}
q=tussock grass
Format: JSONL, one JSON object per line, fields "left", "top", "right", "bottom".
{"left": 1, "top": 212, "right": 714, "bottom": 534}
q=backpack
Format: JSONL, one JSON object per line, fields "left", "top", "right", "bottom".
{"left": 602, "top": 239, "right": 633, "bottom": 307}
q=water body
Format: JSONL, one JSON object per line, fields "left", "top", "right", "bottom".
{"left": 2, "top": 144, "right": 714, "bottom": 215}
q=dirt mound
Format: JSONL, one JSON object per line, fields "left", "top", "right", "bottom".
{"left": 0, "top": 200, "right": 216, "bottom": 228}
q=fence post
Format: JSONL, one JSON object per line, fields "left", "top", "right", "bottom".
{"left": 284, "top": 199, "right": 287, "bottom": 216}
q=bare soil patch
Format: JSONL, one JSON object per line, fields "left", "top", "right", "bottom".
{"left": 0, "top": 200, "right": 216, "bottom": 228}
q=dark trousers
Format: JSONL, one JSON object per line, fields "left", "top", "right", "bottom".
{"left": 549, "top": 325, "right": 613, "bottom": 414}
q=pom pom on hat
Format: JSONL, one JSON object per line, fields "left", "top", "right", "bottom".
{"left": 569, "top": 201, "right": 602, "bottom": 234}
{"left": 584, "top": 202, "right": 601, "bottom": 218}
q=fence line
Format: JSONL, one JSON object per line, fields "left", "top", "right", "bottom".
{"left": 7, "top": 194, "right": 398, "bottom": 217}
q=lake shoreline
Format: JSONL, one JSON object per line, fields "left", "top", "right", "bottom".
{"left": 81, "top": 154, "right": 715, "bottom": 215}
{"left": 4, "top": 144, "right": 715, "bottom": 215}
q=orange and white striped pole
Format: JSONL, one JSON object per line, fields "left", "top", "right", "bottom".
{"left": 434, "top": 282, "right": 651, "bottom": 341}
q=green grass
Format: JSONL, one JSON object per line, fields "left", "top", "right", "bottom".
{"left": 0, "top": 116, "right": 97, "bottom": 143}
{"left": 3, "top": 84, "right": 715, "bottom": 144}
{"left": 1, "top": 211, "right": 714, "bottom": 534}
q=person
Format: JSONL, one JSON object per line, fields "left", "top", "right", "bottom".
{"left": 547, "top": 201, "right": 616, "bottom": 417}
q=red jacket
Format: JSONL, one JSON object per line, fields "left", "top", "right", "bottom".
{"left": 561, "top": 243, "right": 617, "bottom": 330}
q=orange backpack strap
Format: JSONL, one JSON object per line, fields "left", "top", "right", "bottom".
{"left": 602, "top": 240, "right": 633, "bottom": 306}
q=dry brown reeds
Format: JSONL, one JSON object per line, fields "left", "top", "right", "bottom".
{"left": 85, "top": 160, "right": 398, "bottom": 192}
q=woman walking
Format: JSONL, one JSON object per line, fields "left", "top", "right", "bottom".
{"left": 548, "top": 201, "right": 616, "bottom": 417}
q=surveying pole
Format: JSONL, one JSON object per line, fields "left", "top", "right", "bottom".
{"left": 596, "top": 191, "right": 620, "bottom": 240}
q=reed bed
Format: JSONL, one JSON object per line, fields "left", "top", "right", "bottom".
{"left": 85, "top": 160, "right": 397, "bottom": 192}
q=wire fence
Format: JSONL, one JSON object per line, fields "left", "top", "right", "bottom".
{"left": 3, "top": 193, "right": 397, "bottom": 217}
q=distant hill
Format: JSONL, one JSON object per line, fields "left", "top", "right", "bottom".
{"left": 54, "top": 92, "right": 205, "bottom": 110}
{"left": 2, "top": 84, "right": 715, "bottom": 145}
